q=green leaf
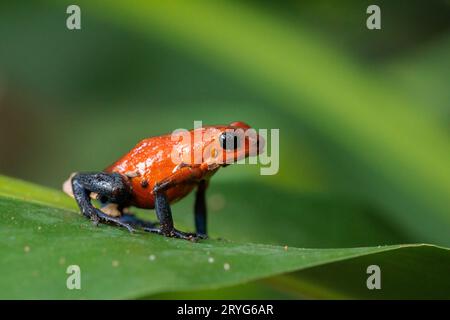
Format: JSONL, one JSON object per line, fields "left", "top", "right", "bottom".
{"left": 152, "top": 242, "right": 450, "bottom": 299}
{"left": 278, "top": 244, "right": 450, "bottom": 299}
{"left": 0, "top": 175, "right": 449, "bottom": 299}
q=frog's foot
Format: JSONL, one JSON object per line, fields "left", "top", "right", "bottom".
{"left": 196, "top": 233, "right": 208, "bottom": 240}
{"left": 119, "top": 214, "right": 158, "bottom": 229}
{"left": 90, "top": 208, "right": 135, "bottom": 233}
{"left": 143, "top": 227, "right": 200, "bottom": 241}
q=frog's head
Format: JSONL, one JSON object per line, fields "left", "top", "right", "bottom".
{"left": 201, "top": 121, "right": 265, "bottom": 167}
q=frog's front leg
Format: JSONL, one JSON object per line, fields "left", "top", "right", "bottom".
{"left": 145, "top": 189, "right": 198, "bottom": 241}
{"left": 144, "top": 167, "right": 204, "bottom": 241}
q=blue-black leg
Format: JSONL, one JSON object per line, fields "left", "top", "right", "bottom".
{"left": 118, "top": 213, "right": 158, "bottom": 229}
{"left": 71, "top": 172, "right": 135, "bottom": 232}
{"left": 194, "top": 180, "right": 208, "bottom": 239}
{"left": 144, "top": 184, "right": 199, "bottom": 241}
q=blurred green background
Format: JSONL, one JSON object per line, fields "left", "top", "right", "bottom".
{"left": 0, "top": 0, "right": 449, "bottom": 298}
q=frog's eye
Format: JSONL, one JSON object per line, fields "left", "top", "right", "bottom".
{"left": 219, "top": 132, "right": 240, "bottom": 150}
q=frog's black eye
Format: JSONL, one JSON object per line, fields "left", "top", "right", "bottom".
{"left": 219, "top": 132, "right": 240, "bottom": 150}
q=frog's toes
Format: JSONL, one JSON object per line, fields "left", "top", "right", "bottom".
{"left": 94, "top": 209, "right": 135, "bottom": 233}
{"left": 143, "top": 227, "right": 200, "bottom": 241}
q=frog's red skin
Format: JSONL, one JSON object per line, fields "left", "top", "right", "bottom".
{"left": 104, "top": 122, "right": 260, "bottom": 209}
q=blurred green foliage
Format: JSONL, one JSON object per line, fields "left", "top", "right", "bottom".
{"left": 0, "top": 0, "right": 449, "bottom": 298}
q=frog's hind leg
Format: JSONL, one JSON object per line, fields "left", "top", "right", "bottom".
{"left": 117, "top": 210, "right": 158, "bottom": 229}
{"left": 71, "top": 172, "right": 135, "bottom": 232}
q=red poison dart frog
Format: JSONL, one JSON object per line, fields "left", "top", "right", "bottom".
{"left": 63, "top": 122, "right": 264, "bottom": 241}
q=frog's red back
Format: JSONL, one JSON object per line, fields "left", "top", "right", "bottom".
{"left": 104, "top": 133, "right": 196, "bottom": 208}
